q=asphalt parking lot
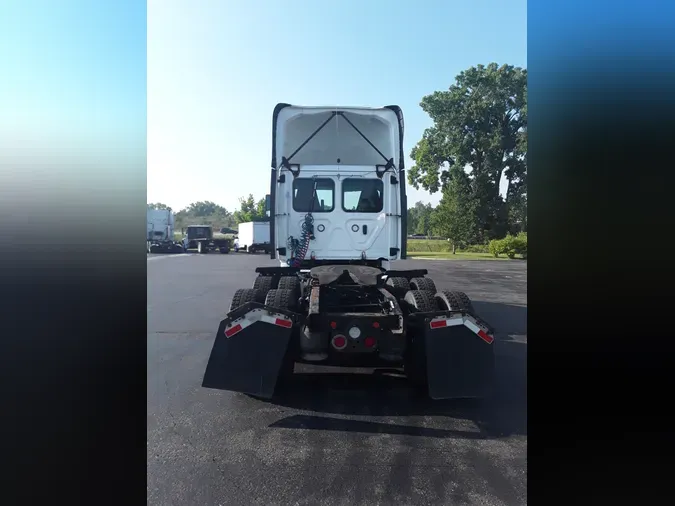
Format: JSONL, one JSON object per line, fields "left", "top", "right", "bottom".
{"left": 147, "top": 253, "right": 527, "bottom": 506}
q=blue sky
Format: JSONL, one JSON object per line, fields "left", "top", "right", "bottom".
{"left": 1, "top": 0, "right": 146, "bottom": 161}
{"left": 148, "top": 0, "right": 526, "bottom": 211}
{"left": 1, "top": 0, "right": 526, "bottom": 213}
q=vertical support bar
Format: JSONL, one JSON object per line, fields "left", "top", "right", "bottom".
{"left": 269, "top": 168, "right": 277, "bottom": 260}
{"left": 400, "top": 168, "right": 407, "bottom": 259}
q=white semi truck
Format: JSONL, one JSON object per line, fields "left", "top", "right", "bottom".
{"left": 202, "top": 104, "right": 495, "bottom": 400}
{"left": 147, "top": 208, "right": 183, "bottom": 253}
{"left": 236, "top": 221, "right": 271, "bottom": 254}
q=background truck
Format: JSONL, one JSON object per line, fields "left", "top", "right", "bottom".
{"left": 202, "top": 104, "right": 495, "bottom": 400}
{"left": 147, "top": 208, "right": 184, "bottom": 253}
{"left": 237, "top": 221, "right": 271, "bottom": 254}
{"left": 181, "top": 225, "right": 231, "bottom": 254}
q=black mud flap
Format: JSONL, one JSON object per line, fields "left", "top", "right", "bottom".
{"left": 420, "top": 312, "right": 496, "bottom": 400}
{"left": 202, "top": 303, "right": 298, "bottom": 398}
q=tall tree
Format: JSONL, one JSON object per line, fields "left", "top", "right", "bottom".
{"left": 409, "top": 63, "right": 527, "bottom": 240}
{"left": 432, "top": 166, "right": 479, "bottom": 252}
{"left": 233, "top": 194, "right": 267, "bottom": 223}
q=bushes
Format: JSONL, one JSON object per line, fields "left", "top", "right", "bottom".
{"left": 462, "top": 243, "right": 490, "bottom": 254}
{"left": 488, "top": 239, "right": 505, "bottom": 257}
{"left": 489, "top": 232, "right": 527, "bottom": 259}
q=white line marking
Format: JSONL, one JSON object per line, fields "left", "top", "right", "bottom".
{"left": 147, "top": 254, "right": 193, "bottom": 261}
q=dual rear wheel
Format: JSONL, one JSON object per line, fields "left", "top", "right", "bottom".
{"left": 398, "top": 280, "right": 475, "bottom": 390}
{"left": 228, "top": 275, "right": 476, "bottom": 394}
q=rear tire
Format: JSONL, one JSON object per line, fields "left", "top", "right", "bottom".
{"left": 264, "top": 288, "right": 296, "bottom": 311}
{"left": 403, "top": 290, "right": 437, "bottom": 391}
{"left": 435, "top": 290, "right": 475, "bottom": 313}
{"left": 277, "top": 276, "right": 300, "bottom": 296}
{"left": 403, "top": 289, "right": 438, "bottom": 313}
{"left": 253, "top": 276, "right": 273, "bottom": 296}
{"left": 263, "top": 288, "right": 297, "bottom": 387}
{"left": 385, "top": 276, "right": 410, "bottom": 297}
{"left": 409, "top": 277, "right": 437, "bottom": 293}
{"left": 229, "top": 288, "right": 263, "bottom": 311}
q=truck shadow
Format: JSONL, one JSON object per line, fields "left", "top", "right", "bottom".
{"left": 266, "top": 301, "right": 527, "bottom": 439}
{"left": 471, "top": 300, "right": 527, "bottom": 338}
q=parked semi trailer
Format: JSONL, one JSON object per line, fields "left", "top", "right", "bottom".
{"left": 202, "top": 104, "right": 495, "bottom": 400}
{"left": 147, "top": 208, "right": 183, "bottom": 253}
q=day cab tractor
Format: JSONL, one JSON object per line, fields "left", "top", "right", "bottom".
{"left": 202, "top": 104, "right": 495, "bottom": 400}
{"left": 181, "top": 225, "right": 231, "bottom": 254}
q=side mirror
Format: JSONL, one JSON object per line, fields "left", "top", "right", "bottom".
{"left": 265, "top": 194, "right": 271, "bottom": 213}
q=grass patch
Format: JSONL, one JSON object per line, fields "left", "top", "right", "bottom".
{"left": 407, "top": 239, "right": 454, "bottom": 253}
{"left": 408, "top": 251, "right": 510, "bottom": 260}
{"left": 408, "top": 238, "right": 525, "bottom": 259}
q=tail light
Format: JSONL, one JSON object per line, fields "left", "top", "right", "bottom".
{"left": 332, "top": 335, "right": 347, "bottom": 350}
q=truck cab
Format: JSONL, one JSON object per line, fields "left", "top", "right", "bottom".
{"left": 268, "top": 105, "right": 407, "bottom": 268}
{"left": 202, "top": 103, "right": 495, "bottom": 402}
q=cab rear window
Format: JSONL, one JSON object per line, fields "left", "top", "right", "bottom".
{"left": 342, "top": 178, "right": 383, "bottom": 213}
{"left": 293, "top": 178, "right": 335, "bottom": 212}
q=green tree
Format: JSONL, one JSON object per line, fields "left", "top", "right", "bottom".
{"left": 416, "top": 203, "right": 435, "bottom": 236}
{"left": 233, "top": 194, "right": 267, "bottom": 223}
{"left": 183, "top": 201, "right": 227, "bottom": 217}
{"left": 432, "top": 166, "right": 479, "bottom": 253}
{"left": 256, "top": 197, "right": 266, "bottom": 219}
{"left": 407, "top": 201, "right": 434, "bottom": 235}
{"left": 147, "top": 202, "right": 173, "bottom": 212}
{"left": 409, "top": 63, "right": 527, "bottom": 240}
{"left": 174, "top": 201, "right": 235, "bottom": 230}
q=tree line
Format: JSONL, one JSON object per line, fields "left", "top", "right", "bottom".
{"left": 149, "top": 63, "right": 527, "bottom": 244}
{"left": 147, "top": 194, "right": 268, "bottom": 231}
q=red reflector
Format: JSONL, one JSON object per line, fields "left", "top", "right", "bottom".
{"left": 372, "top": 321, "right": 380, "bottom": 329}
{"left": 477, "top": 329, "right": 494, "bottom": 344}
{"left": 275, "top": 318, "right": 292, "bottom": 328}
{"left": 364, "top": 337, "right": 376, "bottom": 348}
{"left": 430, "top": 319, "right": 447, "bottom": 329}
{"left": 333, "top": 335, "right": 346, "bottom": 348}
{"left": 225, "top": 324, "right": 242, "bottom": 337}
{"left": 330, "top": 321, "right": 337, "bottom": 329}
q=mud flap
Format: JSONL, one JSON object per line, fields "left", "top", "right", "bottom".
{"left": 422, "top": 313, "right": 496, "bottom": 400}
{"left": 202, "top": 303, "right": 297, "bottom": 398}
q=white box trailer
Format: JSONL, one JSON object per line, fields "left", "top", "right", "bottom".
{"left": 237, "top": 221, "right": 271, "bottom": 254}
